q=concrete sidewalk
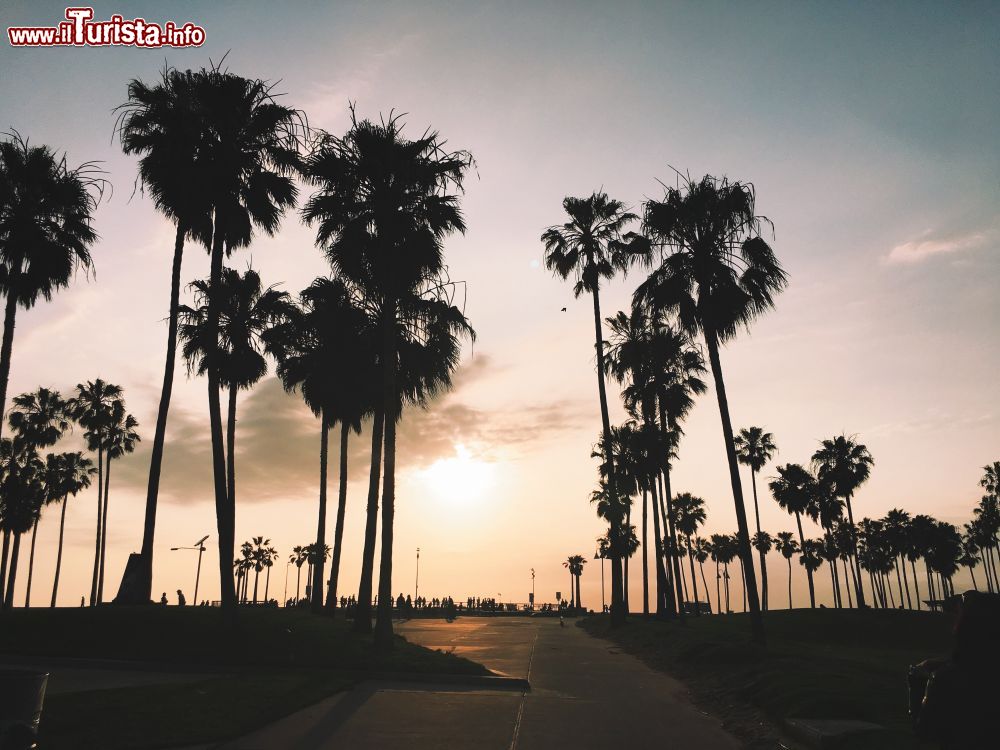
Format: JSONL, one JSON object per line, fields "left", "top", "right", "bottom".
{"left": 199, "top": 617, "right": 739, "bottom": 749}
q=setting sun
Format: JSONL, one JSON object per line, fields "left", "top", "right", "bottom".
{"left": 420, "top": 444, "right": 495, "bottom": 504}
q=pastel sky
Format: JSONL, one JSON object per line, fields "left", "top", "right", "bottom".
{"left": 1, "top": 1, "right": 997, "bottom": 611}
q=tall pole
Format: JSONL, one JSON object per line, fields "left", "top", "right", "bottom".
{"left": 602, "top": 556, "right": 606, "bottom": 612}
{"left": 194, "top": 544, "right": 204, "bottom": 604}
{"left": 283, "top": 561, "right": 290, "bottom": 606}
{"left": 415, "top": 547, "right": 420, "bottom": 602}
{"left": 531, "top": 568, "right": 535, "bottom": 609}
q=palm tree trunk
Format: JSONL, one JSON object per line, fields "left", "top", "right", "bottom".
{"left": 624, "top": 505, "right": 631, "bottom": 613}
{"left": 590, "top": 287, "right": 624, "bottom": 626}
{"left": 738, "top": 556, "right": 747, "bottom": 612}
{"left": 311, "top": 408, "right": 329, "bottom": 614}
{"left": 206, "top": 230, "right": 235, "bottom": 609}
{"left": 24, "top": 519, "right": 39, "bottom": 608}
{"left": 715, "top": 559, "right": 721, "bottom": 614}
{"left": 787, "top": 558, "right": 793, "bottom": 609}
{"left": 90, "top": 443, "right": 104, "bottom": 606}
{"left": 842, "top": 493, "right": 866, "bottom": 607}
{"left": 704, "top": 330, "right": 763, "bottom": 643}
{"left": 375, "top": 304, "right": 399, "bottom": 648}
{"left": 253, "top": 568, "right": 260, "bottom": 603}
{"left": 894, "top": 559, "right": 905, "bottom": 609}
{"left": 969, "top": 566, "right": 978, "bottom": 591}
{"left": 98, "top": 457, "right": 112, "bottom": 603}
{"left": 698, "top": 560, "right": 712, "bottom": 613}
{"left": 226, "top": 384, "right": 237, "bottom": 527}
{"left": 649, "top": 472, "right": 671, "bottom": 617}
{"left": 4, "top": 532, "right": 22, "bottom": 608}
{"left": 843, "top": 558, "right": 853, "bottom": 608}
{"left": 0, "top": 529, "right": 9, "bottom": 603}
{"left": 661, "top": 465, "right": 686, "bottom": 621}
{"left": 641, "top": 488, "right": 649, "bottom": 616}
{"left": 900, "top": 556, "right": 912, "bottom": 608}
{"left": 353, "top": 406, "right": 384, "bottom": 633}
{"left": 795, "top": 512, "right": 816, "bottom": 608}
{"left": 686, "top": 536, "right": 700, "bottom": 615}
{"left": 828, "top": 557, "right": 838, "bottom": 607}
{"left": 326, "top": 422, "right": 351, "bottom": 611}
{"left": 0, "top": 274, "right": 22, "bottom": 446}
{"left": 265, "top": 565, "right": 271, "bottom": 601}
{"left": 296, "top": 566, "right": 302, "bottom": 602}
{"left": 750, "top": 469, "right": 767, "bottom": 610}
{"left": 122, "top": 223, "right": 186, "bottom": 604}
{"left": 51, "top": 496, "right": 68, "bottom": 606}
{"left": 576, "top": 572, "right": 582, "bottom": 611}
{"left": 723, "top": 562, "right": 731, "bottom": 613}
{"left": 911, "top": 560, "right": 921, "bottom": 609}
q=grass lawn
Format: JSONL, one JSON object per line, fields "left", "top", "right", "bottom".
{"left": 581, "top": 608, "right": 953, "bottom": 750}
{"left": 1, "top": 607, "right": 488, "bottom": 749}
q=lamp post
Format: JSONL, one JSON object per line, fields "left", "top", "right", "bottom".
{"left": 171, "top": 535, "right": 209, "bottom": 604}
{"left": 530, "top": 568, "right": 535, "bottom": 610}
{"left": 595, "top": 549, "right": 605, "bottom": 613}
{"left": 415, "top": 547, "right": 420, "bottom": 603}
{"left": 283, "top": 560, "right": 290, "bottom": 606}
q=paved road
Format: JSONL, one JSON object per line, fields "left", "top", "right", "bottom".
{"left": 214, "top": 617, "right": 740, "bottom": 749}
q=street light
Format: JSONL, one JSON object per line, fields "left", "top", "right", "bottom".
{"left": 595, "top": 549, "right": 605, "bottom": 613}
{"left": 415, "top": 547, "right": 420, "bottom": 602}
{"left": 171, "top": 535, "right": 209, "bottom": 604}
{"left": 530, "top": 568, "right": 535, "bottom": 610}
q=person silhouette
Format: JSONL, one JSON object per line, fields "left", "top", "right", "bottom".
{"left": 160, "top": 592, "right": 168, "bottom": 605}
{"left": 176, "top": 589, "right": 186, "bottom": 607}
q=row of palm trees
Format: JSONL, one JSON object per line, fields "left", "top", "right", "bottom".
{"left": 543, "top": 176, "right": 785, "bottom": 642}
{"left": 0, "top": 383, "right": 138, "bottom": 607}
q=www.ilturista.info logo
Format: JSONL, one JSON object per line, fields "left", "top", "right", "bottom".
{"left": 7, "top": 7, "right": 205, "bottom": 48}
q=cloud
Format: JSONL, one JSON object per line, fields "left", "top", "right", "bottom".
{"left": 112, "top": 355, "right": 590, "bottom": 505}
{"left": 886, "top": 227, "right": 990, "bottom": 264}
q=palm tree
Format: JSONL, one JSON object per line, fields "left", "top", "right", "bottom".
{"left": 0, "top": 132, "right": 101, "bottom": 446}
{"left": 812, "top": 434, "right": 873, "bottom": 608}
{"left": 636, "top": 174, "right": 787, "bottom": 644}
{"left": 751, "top": 530, "right": 774, "bottom": 612}
{"left": 770, "top": 463, "right": 818, "bottom": 608}
{"left": 180, "top": 266, "right": 292, "bottom": 525}
{"left": 806, "top": 476, "right": 845, "bottom": 607}
{"left": 564, "top": 554, "right": 587, "bottom": 610}
{"left": 289, "top": 545, "right": 307, "bottom": 603}
{"left": 543, "top": 192, "right": 640, "bottom": 626}
{"left": 92, "top": 402, "right": 139, "bottom": 603}
{"left": 68, "top": 379, "right": 122, "bottom": 606}
{"left": 7, "top": 387, "right": 69, "bottom": 607}
{"left": 115, "top": 67, "right": 213, "bottom": 603}
{"left": 981, "top": 461, "right": 1000, "bottom": 497}
{"left": 672, "top": 492, "right": 706, "bottom": 615}
{"left": 47, "top": 452, "right": 94, "bottom": 606}
{"left": 735, "top": 427, "right": 777, "bottom": 610}
{"left": 1, "top": 438, "right": 45, "bottom": 608}
{"left": 775, "top": 532, "right": 799, "bottom": 609}
{"left": 303, "top": 110, "right": 473, "bottom": 646}
{"left": 266, "top": 277, "right": 372, "bottom": 614}
{"left": 884, "top": 509, "right": 913, "bottom": 609}
{"left": 798, "top": 539, "right": 824, "bottom": 599}
{"left": 189, "top": 67, "right": 305, "bottom": 610}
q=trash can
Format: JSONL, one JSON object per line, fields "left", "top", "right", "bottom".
{"left": 0, "top": 670, "right": 47, "bottom": 747}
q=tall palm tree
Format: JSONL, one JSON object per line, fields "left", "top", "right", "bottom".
{"left": 302, "top": 110, "right": 473, "bottom": 646}
{"left": 775, "top": 531, "right": 799, "bottom": 609}
{"left": 692, "top": 537, "right": 713, "bottom": 613}
{"left": 265, "top": 277, "right": 373, "bottom": 614}
{"left": 1, "top": 438, "right": 45, "bottom": 608}
{"left": 543, "top": 192, "right": 640, "bottom": 626}
{"left": 751, "top": 529, "right": 774, "bottom": 611}
{"left": 806, "top": 476, "right": 845, "bottom": 606}
{"left": 189, "top": 67, "right": 305, "bottom": 610}
{"left": 47, "top": 452, "right": 95, "bottom": 606}
{"left": 770, "top": 463, "right": 818, "bottom": 608}
{"left": 812, "top": 434, "right": 873, "bottom": 608}
{"left": 115, "top": 68, "right": 213, "bottom": 603}
{"left": 0, "top": 133, "right": 100, "bottom": 446}
{"left": 798, "top": 539, "right": 824, "bottom": 600}
{"left": 289, "top": 545, "right": 307, "bottom": 602}
{"left": 92, "top": 402, "right": 139, "bottom": 603}
{"left": 636, "top": 175, "right": 786, "bottom": 644}
{"left": 672, "top": 492, "right": 706, "bottom": 614}
{"left": 7, "top": 387, "right": 69, "bottom": 607}
{"left": 180, "top": 266, "right": 292, "bottom": 525}
{"left": 564, "top": 554, "right": 587, "bottom": 610}
{"left": 884, "top": 509, "right": 913, "bottom": 609}
{"left": 69, "top": 379, "right": 122, "bottom": 606}
{"left": 735, "top": 426, "right": 777, "bottom": 610}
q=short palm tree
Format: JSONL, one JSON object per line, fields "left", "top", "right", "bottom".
{"left": 47, "top": 452, "right": 95, "bottom": 606}
{"left": 692, "top": 537, "right": 713, "bottom": 613}
{"left": 115, "top": 67, "right": 213, "bottom": 603}
{"left": 289, "top": 545, "right": 308, "bottom": 602}
{"left": 812, "top": 435, "right": 873, "bottom": 608}
{"left": 770, "top": 463, "right": 818, "bottom": 608}
{"left": 564, "top": 554, "right": 587, "bottom": 610}
{"left": 735, "top": 426, "right": 777, "bottom": 610}
{"left": 775, "top": 532, "right": 799, "bottom": 609}
{"left": 69, "top": 379, "right": 123, "bottom": 606}
{"left": 672, "top": 492, "right": 707, "bottom": 615}
{"left": 543, "top": 192, "right": 640, "bottom": 626}
{"left": 0, "top": 133, "right": 100, "bottom": 446}
{"left": 0, "top": 438, "right": 45, "bottom": 608}
{"left": 636, "top": 174, "right": 787, "bottom": 643}
{"left": 751, "top": 529, "right": 774, "bottom": 611}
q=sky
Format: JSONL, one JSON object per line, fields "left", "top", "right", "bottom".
{"left": 0, "top": 1, "right": 997, "bottom": 612}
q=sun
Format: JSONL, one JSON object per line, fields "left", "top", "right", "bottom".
{"left": 420, "top": 444, "right": 494, "bottom": 504}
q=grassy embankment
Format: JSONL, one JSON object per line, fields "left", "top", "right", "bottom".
{"left": 582, "top": 607, "right": 952, "bottom": 749}
{"left": 1, "top": 606, "right": 487, "bottom": 749}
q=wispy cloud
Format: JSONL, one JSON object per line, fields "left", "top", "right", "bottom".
{"left": 886, "top": 227, "right": 990, "bottom": 265}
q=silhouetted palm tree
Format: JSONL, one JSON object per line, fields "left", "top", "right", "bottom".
{"left": 564, "top": 555, "right": 587, "bottom": 610}
{"left": 47, "top": 452, "right": 94, "bottom": 606}
{"left": 289, "top": 545, "right": 307, "bottom": 602}
{"left": 799, "top": 539, "right": 824, "bottom": 598}
{"left": 636, "top": 174, "right": 787, "bottom": 643}
{"left": 0, "top": 133, "right": 100, "bottom": 446}
{"left": 303, "top": 110, "right": 473, "bottom": 646}
{"left": 543, "top": 192, "right": 640, "bottom": 626}
{"left": 775, "top": 532, "right": 798, "bottom": 608}
{"left": 735, "top": 426, "right": 777, "bottom": 610}
{"left": 181, "top": 266, "right": 291, "bottom": 526}
{"left": 692, "top": 537, "right": 712, "bottom": 613}
{"left": 884, "top": 509, "right": 913, "bottom": 609}
{"left": 751, "top": 529, "right": 774, "bottom": 611}
{"left": 812, "top": 434, "right": 873, "bottom": 608}
{"left": 770, "top": 463, "right": 819, "bottom": 608}
{"left": 672, "top": 492, "right": 706, "bottom": 614}
{"left": 190, "top": 67, "right": 305, "bottom": 609}
{"left": 1, "top": 438, "right": 45, "bottom": 608}
{"left": 69, "top": 379, "right": 122, "bottom": 606}
{"left": 115, "top": 67, "right": 213, "bottom": 602}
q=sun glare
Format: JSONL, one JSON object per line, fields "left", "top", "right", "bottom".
{"left": 420, "top": 444, "right": 495, "bottom": 504}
